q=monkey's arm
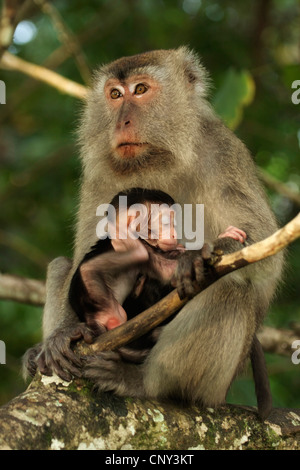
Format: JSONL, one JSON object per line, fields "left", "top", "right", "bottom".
{"left": 69, "top": 239, "right": 148, "bottom": 327}
{"left": 22, "top": 257, "right": 94, "bottom": 381}
{"left": 31, "top": 240, "right": 149, "bottom": 381}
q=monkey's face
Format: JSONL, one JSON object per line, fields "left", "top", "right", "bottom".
{"left": 104, "top": 75, "right": 164, "bottom": 159}
{"left": 146, "top": 205, "right": 179, "bottom": 252}
{"left": 80, "top": 48, "right": 210, "bottom": 179}
{"left": 101, "top": 72, "right": 178, "bottom": 175}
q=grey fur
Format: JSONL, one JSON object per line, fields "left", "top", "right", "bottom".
{"left": 25, "top": 47, "right": 283, "bottom": 412}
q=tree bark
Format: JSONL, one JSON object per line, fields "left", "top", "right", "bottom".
{"left": 0, "top": 374, "right": 299, "bottom": 450}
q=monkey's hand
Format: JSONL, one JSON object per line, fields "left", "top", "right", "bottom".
{"left": 218, "top": 226, "right": 247, "bottom": 244}
{"left": 174, "top": 236, "right": 249, "bottom": 299}
{"left": 213, "top": 235, "right": 248, "bottom": 255}
{"left": 118, "top": 346, "right": 151, "bottom": 364}
{"left": 37, "top": 323, "right": 95, "bottom": 382}
{"left": 116, "top": 327, "right": 163, "bottom": 364}
{"left": 83, "top": 351, "right": 145, "bottom": 397}
{"left": 22, "top": 342, "right": 43, "bottom": 380}
{"left": 173, "top": 249, "right": 207, "bottom": 300}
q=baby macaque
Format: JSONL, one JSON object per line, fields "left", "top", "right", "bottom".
{"left": 69, "top": 188, "right": 247, "bottom": 335}
{"left": 69, "top": 188, "right": 184, "bottom": 334}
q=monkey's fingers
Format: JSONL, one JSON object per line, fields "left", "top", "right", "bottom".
{"left": 37, "top": 349, "right": 71, "bottom": 381}
{"left": 38, "top": 338, "right": 84, "bottom": 381}
{"left": 193, "top": 257, "right": 204, "bottom": 283}
{"left": 26, "top": 360, "right": 38, "bottom": 378}
{"left": 45, "top": 350, "right": 82, "bottom": 382}
{"left": 232, "top": 228, "right": 247, "bottom": 243}
{"left": 118, "top": 346, "right": 151, "bottom": 363}
{"left": 178, "top": 273, "right": 195, "bottom": 299}
{"left": 174, "top": 252, "right": 193, "bottom": 298}
{"left": 22, "top": 343, "right": 43, "bottom": 379}
{"left": 69, "top": 323, "right": 95, "bottom": 345}
{"left": 83, "top": 352, "right": 123, "bottom": 378}
{"left": 218, "top": 226, "right": 247, "bottom": 243}
{"left": 150, "top": 326, "right": 164, "bottom": 342}
{"left": 83, "top": 356, "right": 119, "bottom": 393}
{"left": 84, "top": 350, "right": 122, "bottom": 363}
{"left": 37, "top": 352, "right": 54, "bottom": 377}
{"left": 201, "top": 242, "right": 214, "bottom": 261}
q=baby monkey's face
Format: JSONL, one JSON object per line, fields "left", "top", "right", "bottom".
{"left": 144, "top": 204, "right": 179, "bottom": 252}
{"left": 110, "top": 202, "right": 180, "bottom": 252}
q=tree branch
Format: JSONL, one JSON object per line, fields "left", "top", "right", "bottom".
{"left": 257, "top": 325, "right": 300, "bottom": 357}
{"left": 0, "top": 374, "right": 299, "bottom": 450}
{"left": 0, "top": 51, "right": 88, "bottom": 99}
{"left": 0, "top": 228, "right": 49, "bottom": 269}
{"left": 0, "top": 0, "right": 33, "bottom": 56}
{"left": 0, "top": 273, "right": 45, "bottom": 306}
{"left": 33, "top": 0, "right": 91, "bottom": 85}
{"left": 259, "top": 168, "right": 300, "bottom": 207}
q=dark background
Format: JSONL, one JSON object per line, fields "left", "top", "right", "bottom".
{"left": 0, "top": 0, "right": 299, "bottom": 408}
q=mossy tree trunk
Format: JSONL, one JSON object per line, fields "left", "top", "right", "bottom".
{"left": 0, "top": 374, "right": 299, "bottom": 450}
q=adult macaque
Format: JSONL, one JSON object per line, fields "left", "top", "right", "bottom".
{"left": 23, "top": 47, "right": 282, "bottom": 419}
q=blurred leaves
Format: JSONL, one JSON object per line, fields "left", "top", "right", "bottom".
{"left": 213, "top": 68, "right": 255, "bottom": 130}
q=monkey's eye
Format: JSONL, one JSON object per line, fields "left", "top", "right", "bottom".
{"left": 110, "top": 89, "right": 122, "bottom": 99}
{"left": 135, "top": 83, "right": 148, "bottom": 95}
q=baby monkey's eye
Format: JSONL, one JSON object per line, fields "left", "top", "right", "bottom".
{"left": 110, "top": 89, "right": 122, "bottom": 99}
{"left": 135, "top": 83, "right": 148, "bottom": 95}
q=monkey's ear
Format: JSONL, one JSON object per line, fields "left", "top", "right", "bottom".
{"left": 186, "top": 71, "right": 197, "bottom": 84}
{"left": 175, "top": 46, "right": 211, "bottom": 96}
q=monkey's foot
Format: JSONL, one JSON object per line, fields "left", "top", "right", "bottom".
{"left": 22, "top": 342, "right": 43, "bottom": 380}
{"left": 83, "top": 351, "right": 145, "bottom": 397}
{"left": 37, "top": 323, "right": 95, "bottom": 382}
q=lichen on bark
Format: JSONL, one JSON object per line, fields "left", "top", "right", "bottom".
{"left": 0, "top": 374, "right": 299, "bottom": 450}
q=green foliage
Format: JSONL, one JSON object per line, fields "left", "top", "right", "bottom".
{"left": 213, "top": 69, "right": 255, "bottom": 130}
{"left": 0, "top": 0, "right": 299, "bottom": 408}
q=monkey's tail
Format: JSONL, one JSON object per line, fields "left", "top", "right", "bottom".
{"left": 250, "top": 334, "right": 272, "bottom": 420}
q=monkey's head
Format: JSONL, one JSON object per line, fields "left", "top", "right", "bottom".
{"left": 79, "top": 47, "right": 212, "bottom": 188}
{"left": 108, "top": 188, "right": 180, "bottom": 252}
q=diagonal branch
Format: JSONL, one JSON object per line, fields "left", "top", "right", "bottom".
{"left": 0, "top": 51, "right": 88, "bottom": 99}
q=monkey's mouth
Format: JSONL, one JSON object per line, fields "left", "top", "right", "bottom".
{"left": 116, "top": 142, "right": 148, "bottom": 159}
